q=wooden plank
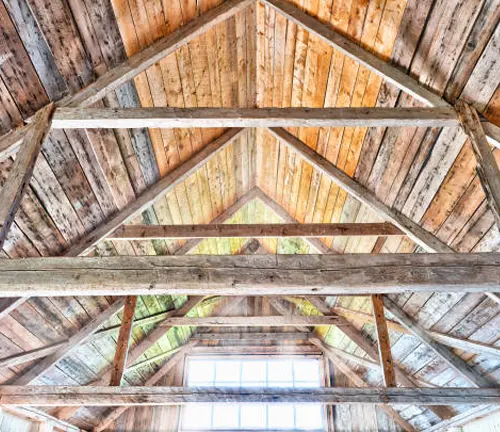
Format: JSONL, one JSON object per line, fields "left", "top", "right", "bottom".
{"left": 382, "top": 296, "right": 495, "bottom": 388}
{"left": 0, "top": 298, "right": 27, "bottom": 321}
{"left": 50, "top": 107, "right": 460, "bottom": 129}
{"left": 0, "top": 104, "right": 54, "bottom": 250}
{"left": 63, "top": 127, "right": 245, "bottom": 256}
{"left": 1, "top": 254, "right": 500, "bottom": 297}
{"left": 1, "top": 386, "right": 499, "bottom": 406}
{"left": 310, "top": 338, "right": 415, "bottom": 432}
{"left": 110, "top": 222, "right": 403, "bottom": 240}
{"left": 109, "top": 296, "right": 137, "bottom": 386}
{"left": 456, "top": 101, "right": 500, "bottom": 228}
{"left": 371, "top": 295, "right": 396, "bottom": 387}
{"left": 193, "top": 332, "right": 312, "bottom": 341}
{"left": 0, "top": 0, "right": 253, "bottom": 160}
{"left": 267, "top": 127, "right": 454, "bottom": 253}
{"left": 2, "top": 406, "right": 80, "bottom": 432}
{"left": 190, "top": 346, "right": 322, "bottom": 355}
{"left": 425, "top": 406, "right": 500, "bottom": 432}
{"left": 11, "top": 299, "right": 125, "bottom": 386}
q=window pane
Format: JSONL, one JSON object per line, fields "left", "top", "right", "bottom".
{"left": 212, "top": 405, "right": 239, "bottom": 429}
{"left": 182, "top": 404, "right": 212, "bottom": 430}
{"left": 215, "top": 360, "right": 241, "bottom": 384}
{"left": 294, "top": 360, "right": 320, "bottom": 383}
{"left": 295, "top": 405, "right": 324, "bottom": 429}
{"left": 268, "top": 360, "right": 293, "bottom": 382}
{"left": 242, "top": 361, "right": 266, "bottom": 382}
{"left": 240, "top": 404, "right": 267, "bottom": 428}
{"left": 268, "top": 405, "right": 295, "bottom": 429}
{"left": 187, "top": 360, "right": 215, "bottom": 385}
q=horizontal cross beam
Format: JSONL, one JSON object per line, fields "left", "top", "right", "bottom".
{"left": 0, "top": 254, "right": 499, "bottom": 297}
{"left": 108, "top": 222, "right": 403, "bottom": 240}
{"left": 51, "top": 107, "right": 460, "bottom": 128}
{"left": 0, "top": 386, "right": 498, "bottom": 406}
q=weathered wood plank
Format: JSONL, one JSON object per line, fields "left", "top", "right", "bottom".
{"left": 0, "top": 104, "right": 54, "bottom": 250}
{"left": 10, "top": 299, "right": 124, "bottom": 386}
{"left": 110, "top": 222, "right": 403, "bottom": 240}
{"left": 382, "top": 296, "right": 495, "bottom": 388}
{"left": 193, "top": 332, "right": 312, "bottom": 341}
{"left": 0, "top": 254, "right": 500, "bottom": 297}
{"left": 109, "top": 296, "right": 137, "bottom": 386}
{"left": 64, "top": 127, "right": 245, "bottom": 256}
{"left": 456, "top": 101, "right": 500, "bottom": 229}
{"left": 372, "top": 295, "right": 397, "bottom": 387}
{"left": 425, "top": 405, "right": 500, "bottom": 432}
{"left": 50, "top": 107, "right": 460, "bottom": 128}
{"left": 0, "top": 298, "right": 27, "bottom": 321}
{"left": 1, "top": 386, "right": 499, "bottom": 406}
{"left": 267, "top": 127, "right": 454, "bottom": 253}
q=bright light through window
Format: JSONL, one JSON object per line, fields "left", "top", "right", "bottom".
{"left": 180, "top": 358, "right": 324, "bottom": 431}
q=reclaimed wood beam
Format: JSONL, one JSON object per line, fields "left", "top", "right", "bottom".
{"left": 382, "top": 296, "right": 495, "bottom": 388}
{"left": 64, "top": 127, "right": 245, "bottom": 257}
{"left": 0, "top": 298, "right": 28, "bottom": 321}
{"left": 371, "top": 295, "right": 397, "bottom": 387}
{"left": 50, "top": 107, "right": 460, "bottom": 129}
{"left": 0, "top": 104, "right": 54, "bottom": 250}
{"left": 267, "top": 127, "right": 453, "bottom": 253}
{"left": 456, "top": 100, "right": 500, "bottom": 229}
{"left": 109, "top": 296, "right": 137, "bottom": 386}
{"left": 330, "top": 305, "right": 500, "bottom": 359}
{"left": 260, "top": 0, "right": 500, "bottom": 150}
{"left": 193, "top": 332, "right": 312, "bottom": 341}
{"left": 109, "top": 222, "right": 403, "bottom": 240}
{"left": 1, "top": 386, "right": 499, "bottom": 406}
{"left": 11, "top": 299, "right": 125, "bottom": 386}
{"left": 1, "top": 254, "right": 499, "bottom": 298}
{"left": 191, "top": 346, "right": 321, "bottom": 355}
{"left": 310, "top": 338, "right": 415, "bottom": 432}
{"left": 0, "top": 0, "right": 252, "bottom": 162}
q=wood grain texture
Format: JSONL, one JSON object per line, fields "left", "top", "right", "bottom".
{"left": 0, "top": 104, "right": 54, "bottom": 250}
{"left": 1, "top": 254, "right": 500, "bottom": 297}
{"left": 110, "top": 222, "right": 403, "bottom": 239}
{"left": 109, "top": 296, "right": 137, "bottom": 386}
{"left": 372, "top": 294, "right": 397, "bottom": 387}
{"left": 51, "top": 107, "right": 460, "bottom": 129}
{"left": 193, "top": 331, "right": 312, "bottom": 340}
{"left": 1, "top": 385, "right": 499, "bottom": 406}
{"left": 382, "top": 296, "right": 495, "bottom": 388}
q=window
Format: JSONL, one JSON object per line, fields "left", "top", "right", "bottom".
{"left": 180, "top": 357, "right": 325, "bottom": 431}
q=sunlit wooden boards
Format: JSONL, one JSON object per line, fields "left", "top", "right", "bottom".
{"left": 0, "top": 254, "right": 499, "bottom": 297}
{"left": 51, "top": 107, "right": 460, "bottom": 128}
{"left": 0, "top": 386, "right": 499, "bottom": 406}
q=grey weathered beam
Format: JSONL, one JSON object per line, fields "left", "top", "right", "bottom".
{"left": 51, "top": 107, "right": 460, "bottom": 129}
{"left": 0, "top": 254, "right": 500, "bottom": 297}
{"left": 382, "top": 296, "right": 495, "bottom": 388}
{"left": 193, "top": 332, "right": 312, "bottom": 341}
{"left": 109, "top": 222, "right": 403, "bottom": 240}
{"left": 0, "top": 0, "right": 253, "bottom": 161}
{"left": 1, "top": 386, "right": 499, "bottom": 406}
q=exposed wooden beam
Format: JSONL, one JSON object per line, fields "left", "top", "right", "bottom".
{"left": 191, "top": 346, "right": 321, "bottom": 355}
{"left": 267, "top": 127, "right": 453, "bottom": 253}
{"left": 11, "top": 299, "right": 125, "bottom": 386}
{"left": 94, "top": 341, "right": 196, "bottom": 432}
{"left": 193, "top": 332, "right": 312, "bottom": 341}
{"left": 310, "top": 338, "right": 415, "bottom": 432}
{"left": 1, "top": 386, "right": 499, "bottom": 406}
{"left": 0, "top": 104, "right": 54, "bottom": 250}
{"left": 1, "top": 254, "right": 500, "bottom": 297}
{"left": 236, "top": 238, "right": 263, "bottom": 254}
{"left": 0, "top": 298, "right": 27, "bottom": 321}
{"left": 109, "top": 296, "right": 137, "bottom": 386}
{"left": 382, "top": 296, "right": 495, "bottom": 388}
{"left": 51, "top": 107, "right": 460, "bottom": 129}
{"left": 0, "top": 0, "right": 252, "bottom": 162}
{"left": 64, "top": 127, "right": 245, "bottom": 257}
{"left": 254, "top": 189, "right": 336, "bottom": 254}
{"left": 109, "top": 222, "right": 403, "bottom": 240}
{"left": 456, "top": 100, "right": 500, "bottom": 229}
{"left": 259, "top": 0, "right": 500, "bottom": 150}
{"left": 329, "top": 305, "right": 500, "bottom": 359}
{"left": 371, "top": 295, "right": 396, "bottom": 387}
{"left": 53, "top": 296, "right": 205, "bottom": 421}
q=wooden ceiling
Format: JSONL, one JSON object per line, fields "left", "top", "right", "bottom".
{"left": 0, "top": 0, "right": 499, "bottom": 430}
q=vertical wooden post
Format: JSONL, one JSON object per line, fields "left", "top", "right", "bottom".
{"left": 456, "top": 100, "right": 500, "bottom": 229}
{"left": 110, "top": 296, "right": 137, "bottom": 386}
{"left": 371, "top": 294, "right": 396, "bottom": 387}
{"left": 0, "top": 103, "right": 55, "bottom": 249}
